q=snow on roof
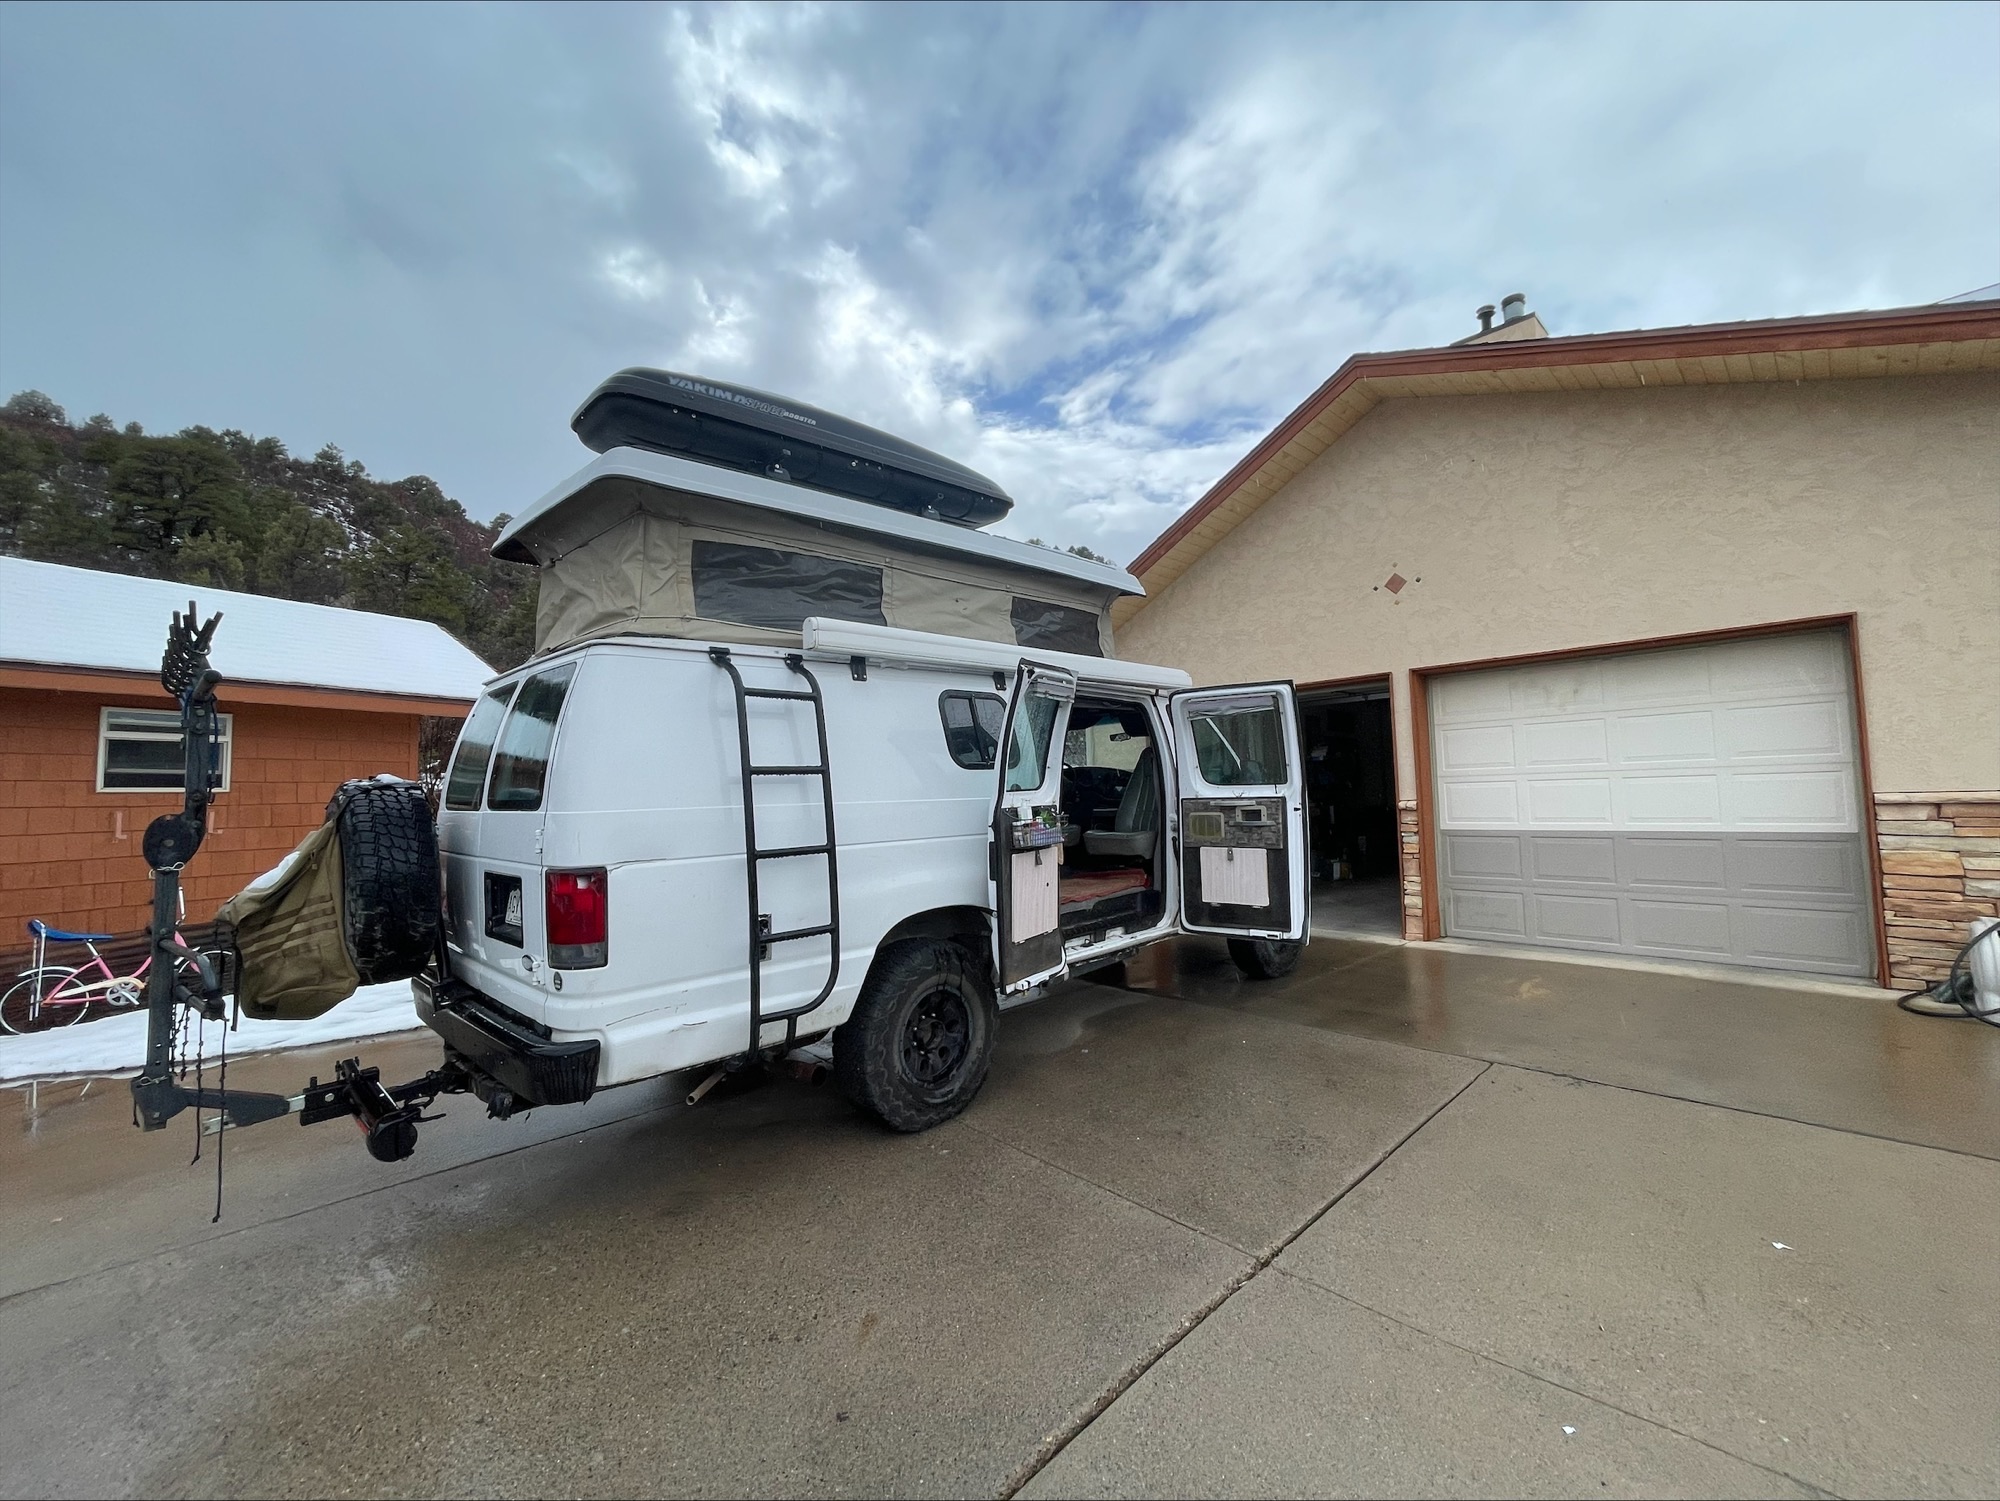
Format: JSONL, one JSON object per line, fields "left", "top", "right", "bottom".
{"left": 495, "top": 447, "right": 1144, "bottom": 597}
{"left": 0, "top": 557, "right": 493, "bottom": 702}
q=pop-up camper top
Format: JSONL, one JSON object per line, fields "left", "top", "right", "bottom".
{"left": 499, "top": 390, "right": 1141, "bottom": 658}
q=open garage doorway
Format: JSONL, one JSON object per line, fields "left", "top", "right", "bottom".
{"left": 1298, "top": 679, "right": 1401, "bottom": 939}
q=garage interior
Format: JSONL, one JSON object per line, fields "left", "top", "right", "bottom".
{"left": 1297, "top": 681, "right": 1401, "bottom": 938}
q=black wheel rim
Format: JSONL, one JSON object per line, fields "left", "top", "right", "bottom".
{"left": 901, "top": 986, "right": 971, "bottom": 1087}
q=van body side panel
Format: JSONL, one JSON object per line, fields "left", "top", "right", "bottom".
{"left": 435, "top": 637, "right": 1184, "bottom": 1089}
{"left": 532, "top": 645, "right": 991, "bottom": 1085}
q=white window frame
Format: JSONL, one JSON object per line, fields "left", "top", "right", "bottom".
{"left": 96, "top": 707, "right": 233, "bottom": 794}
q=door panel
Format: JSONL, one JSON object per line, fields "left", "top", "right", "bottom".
{"left": 1429, "top": 633, "right": 1873, "bottom": 977}
{"left": 1171, "top": 684, "right": 1307, "bottom": 941}
{"left": 990, "top": 664, "right": 1077, "bottom": 991}
{"left": 466, "top": 661, "right": 580, "bottom": 996}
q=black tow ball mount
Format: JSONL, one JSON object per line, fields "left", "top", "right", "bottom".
{"left": 299, "top": 1058, "right": 466, "bottom": 1163}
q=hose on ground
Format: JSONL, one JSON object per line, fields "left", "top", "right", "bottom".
{"left": 1895, "top": 920, "right": 2000, "bottom": 1028}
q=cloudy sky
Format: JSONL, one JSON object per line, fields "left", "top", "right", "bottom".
{"left": 2, "top": 2, "right": 1994, "bottom": 564}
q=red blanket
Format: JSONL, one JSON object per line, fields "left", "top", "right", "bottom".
{"left": 1059, "top": 868, "right": 1151, "bottom": 908}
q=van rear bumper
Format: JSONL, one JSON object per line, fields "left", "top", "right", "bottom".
{"left": 415, "top": 972, "right": 600, "bottom": 1108}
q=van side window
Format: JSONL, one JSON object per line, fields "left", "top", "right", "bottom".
{"left": 487, "top": 665, "right": 578, "bottom": 811}
{"left": 938, "top": 691, "right": 1005, "bottom": 769}
{"left": 444, "top": 684, "right": 516, "bottom": 810}
{"left": 692, "top": 541, "right": 887, "bottom": 631}
{"left": 1011, "top": 597, "right": 1102, "bottom": 656}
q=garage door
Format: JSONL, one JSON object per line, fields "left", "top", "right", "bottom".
{"left": 1429, "top": 631, "right": 1874, "bottom": 977}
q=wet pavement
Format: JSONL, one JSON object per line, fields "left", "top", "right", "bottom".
{"left": 3, "top": 937, "right": 1997, "bottom": 1498}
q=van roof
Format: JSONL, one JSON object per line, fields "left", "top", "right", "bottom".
{"left": 492, "top": 447, "right": 1143, "bottom": 599}
{"left": 500, "top": 618, "right": 1196, "bottom": 693}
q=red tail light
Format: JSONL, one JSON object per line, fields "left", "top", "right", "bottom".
{"left": 546, "top": 868, "right": 608, "bottom": 969}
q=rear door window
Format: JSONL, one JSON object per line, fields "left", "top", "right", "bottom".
{"left": 1187, "top": 693, "right": 1290, "bottom": 786}
{"left": 487, "top": 665, "right": 578, "bottom": 811}
{"left": 443, "top": 684, "right": 515, "bottom": 811}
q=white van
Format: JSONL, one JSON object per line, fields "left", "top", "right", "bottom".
{"left": 422, "top": 619, "right": 1306, "bottom": 1131}
{"left": 411, "top": 373, "right": 1309, "bottom": 1133}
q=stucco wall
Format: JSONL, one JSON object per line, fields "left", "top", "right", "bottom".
{"left": 0, "top": 688, "right": 421, "bottom": 942}
{"left": 1118, "top": 372, "right": 2000, "bottom": 796}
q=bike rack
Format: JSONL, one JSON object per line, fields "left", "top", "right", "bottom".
{"left": 126, "top": 605, "right": 465, "bottom": 1164}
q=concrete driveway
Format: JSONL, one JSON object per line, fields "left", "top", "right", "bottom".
{"left": 2, "top": 937, "right": 1996, "bottom": 1499}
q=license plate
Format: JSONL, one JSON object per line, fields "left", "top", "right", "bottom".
{"left": 484, "top": 873, "right": 524, "bottom": 946}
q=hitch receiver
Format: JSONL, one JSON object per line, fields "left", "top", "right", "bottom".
{"left": 297, "top": 1057, "right": 467, "bottom": 1163}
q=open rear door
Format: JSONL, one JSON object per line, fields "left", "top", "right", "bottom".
{"left": 1170, "top": 683, "right": 1308, "bottom": 941}
{"left": 990, "top": 663, "right": 1077, "bottom": 993}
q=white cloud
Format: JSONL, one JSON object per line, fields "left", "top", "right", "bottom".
{"left": 1, "top": 1, "right": 1993, "bottom": 568}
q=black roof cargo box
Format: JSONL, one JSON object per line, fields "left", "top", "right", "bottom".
{"left": 571, "top": 369, "right": 1013, "bottom": 528}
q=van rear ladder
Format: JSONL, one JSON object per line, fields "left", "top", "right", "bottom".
{"left": 709, "top": 649, "right": 842, "bottom": 1056}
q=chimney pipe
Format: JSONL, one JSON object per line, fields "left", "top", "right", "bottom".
{"left": 1500, "top": 292, "right": 1527, "bottom": 323}
{"left": 1475, "top": 304, "right": 1495, "bottom": 334}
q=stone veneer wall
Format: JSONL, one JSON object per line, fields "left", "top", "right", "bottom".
{"left": 1398, "top": 799, "right": 1424, "bottom": 941}
{"left": 1876, "top": 792, "right": 2000, "bottom": 989}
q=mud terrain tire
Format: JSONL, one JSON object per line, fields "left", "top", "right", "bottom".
{"left": 834, "top": 937, "right": 997, "bottom": 1132}
{"left": 1228, "top": 937, "right": 1302, "bottom": 980}
{"left": 326, "top": 779, "right": 439, "bottom": 985}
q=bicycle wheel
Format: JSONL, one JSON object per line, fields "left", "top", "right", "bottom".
{"left": 1, "top": 969, "right": 89, "bottom": 1034}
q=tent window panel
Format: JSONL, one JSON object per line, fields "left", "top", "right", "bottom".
{"left": 691, "top": 540, "right": 886, "bottom": 632}
{"left": 1011, "top": 597, "right": 1102, "bottom": 657}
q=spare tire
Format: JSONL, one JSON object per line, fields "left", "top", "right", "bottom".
{"left": 326, "top": 779, "right": 440, "bottom": 985}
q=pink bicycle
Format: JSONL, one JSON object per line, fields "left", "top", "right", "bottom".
{"left": 1, "top": 916, "right": 221, "bottom": 1035}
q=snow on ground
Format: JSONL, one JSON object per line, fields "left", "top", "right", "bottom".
{"left": 0, "top": 981, "right": 423, "bottom": 1082}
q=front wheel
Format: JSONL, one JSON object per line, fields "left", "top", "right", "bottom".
{"left": 834, "top": 937, "right": 998, "bottom": 1132}
{"left": 1, "top": 969, "right": 89, "bottom": 1034}
{"left": 1227, "top": 937, "right": 1302, "bottom": 981}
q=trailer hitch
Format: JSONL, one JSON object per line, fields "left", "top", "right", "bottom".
{"left": 194, "top": 1057, "right": 471, "bottom": 1160}
{"left": 296, "top": 1058, "right": 467, "bottom": 1161}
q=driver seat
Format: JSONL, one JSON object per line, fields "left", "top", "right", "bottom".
{"left": 1084, "top": 748, "right": 1160, "bottom": 860}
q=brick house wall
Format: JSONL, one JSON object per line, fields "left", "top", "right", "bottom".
{"left": 0, "top": 685, "right": 422, "bottom": 942}
{"left": 1875, "top": 792, "right": 2000, "bottom": 990}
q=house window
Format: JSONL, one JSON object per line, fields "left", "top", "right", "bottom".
{"left": 97, "top": 707, "right": 232, "bottom": 793}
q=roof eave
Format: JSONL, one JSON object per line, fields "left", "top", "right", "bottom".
{"left": 0, "top": 661, "right": 478, "bottom": 714}
{"left": 1124, "top": 301, "right": 2000, "bottom": 592}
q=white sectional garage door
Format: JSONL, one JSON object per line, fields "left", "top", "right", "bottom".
{"left": 1429, "top": 631, "right": 1874, "bottom": 977}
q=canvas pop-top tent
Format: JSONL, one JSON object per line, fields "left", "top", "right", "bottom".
{"left": 494, "top": 371, "right": 1143, "bottom": 657}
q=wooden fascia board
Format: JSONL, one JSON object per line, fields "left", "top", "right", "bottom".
{"left": 0, "top": 663, "right": 474, "bottom": 717}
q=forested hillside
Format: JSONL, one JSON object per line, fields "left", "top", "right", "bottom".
{"left": 0, "top": 389, "right": 534, "bottom": 670}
